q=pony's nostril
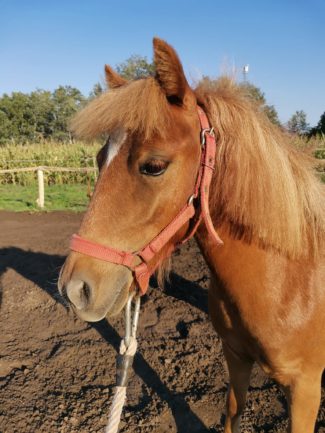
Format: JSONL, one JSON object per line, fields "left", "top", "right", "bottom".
{"left": 66, "top": 279, "right": 92, "bottom": 310}
{"left": 82, "top": 282, "right": 91, "bottom": 302}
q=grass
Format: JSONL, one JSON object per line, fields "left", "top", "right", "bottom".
{"left": 0, "top": 184, "right": 91, "bottom": 212}
{"left": 0, "top": 140, "right": 98, "bottom": 211}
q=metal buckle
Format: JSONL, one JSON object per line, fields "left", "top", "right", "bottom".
{"left": 200, "top": 127, "right": 215, "bottom": 147}
{"left": 188, "top": 194, "right": 195, "bottom": 205}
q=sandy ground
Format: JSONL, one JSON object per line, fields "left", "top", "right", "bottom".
{"left": 0, "top": 211, "right": 324, "bottom": 433}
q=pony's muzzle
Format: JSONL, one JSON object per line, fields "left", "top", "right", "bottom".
{"left": 58, "top": 254, "right": 134, "bottom": 320}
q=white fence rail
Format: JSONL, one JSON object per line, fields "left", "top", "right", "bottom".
{"left": 0, "top": 165, "right": 98, "bottom": 208}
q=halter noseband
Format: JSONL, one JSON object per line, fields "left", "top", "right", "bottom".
{"left": 70, "top": 106, "right": 223, "bottom": 295}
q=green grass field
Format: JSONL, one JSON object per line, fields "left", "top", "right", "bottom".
{"left": 0, "top": 184, "right": 91, "bottom": 212}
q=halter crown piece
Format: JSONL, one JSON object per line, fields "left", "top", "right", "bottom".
{"left": 70, "top": 106, "right": 223, "bottom": 295}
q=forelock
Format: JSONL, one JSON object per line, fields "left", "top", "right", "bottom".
{"left": 70, "top": 78, "right": 173, "bottom": 140}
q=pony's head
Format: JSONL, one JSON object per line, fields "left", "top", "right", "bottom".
{"left": 58, "top": 38, "right": 202, "bottom": 321}
{"left": 59, "top": 38, "right": 325, "bottom": 322}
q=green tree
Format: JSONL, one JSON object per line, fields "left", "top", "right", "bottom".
{"left": 198, "top": 78, "right": 281, "bottom": 126}
{"left": 89, "top": 82, "right": 104, "bottom": 100}
{"left": 0, "top": 109, "right": 12, "bottom": 144}
{"left": 0, "top": 92, "right": 37, "bottom": 143}
{"left": 52, "top": 86, "right": 85, "bottom": 141}
{"left": 309, "top": 111, "right": 325, "bottom": 137}
{"left": 0, "top": 86, "right": 86, "bottom": 144}
{"left": 240, "top": 82, "right": 280, "bottom": 126}
{"left": 115, "top": 55, "right": 155, "bottom": 80}
{"left": 287, "top": 110, "right": 309, "bottom": 135}
{"left": 30, "top": 90, "right": 55, "bottom": 140}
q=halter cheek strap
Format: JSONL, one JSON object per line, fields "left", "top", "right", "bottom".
{"left": 70, "top": 106, "right": 223, "bottom": 295}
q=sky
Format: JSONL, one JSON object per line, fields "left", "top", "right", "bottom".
{"left": 0, "top": 0, "right": 324, "bottom": 126}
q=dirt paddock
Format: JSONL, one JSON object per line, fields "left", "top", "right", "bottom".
{"left": 0, "top": 211, "right": 324, "bottom": 433}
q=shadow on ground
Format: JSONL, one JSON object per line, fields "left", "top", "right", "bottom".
{"left": 0, "top": 246, "right": 214, "bottom": 432}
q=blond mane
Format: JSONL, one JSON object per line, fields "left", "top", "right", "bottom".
{"left": 70, "top": 77, "right": 173, "bottom": 140}
{"left": 195, "top": 77, "right": 325, "bottom": 259}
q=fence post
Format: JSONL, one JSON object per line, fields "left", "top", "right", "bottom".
{"left": 92, "top": 156, "right": 98, "bottom": 182}
{"left": 37, "top": 168, "right": 45, "bottom": 208}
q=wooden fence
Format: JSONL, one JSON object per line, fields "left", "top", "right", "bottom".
{"left": 0, "top": 165, "right": 98, "bottom": 208}
{"left": 0, "top": 153, "right": 324, "bottom": 209}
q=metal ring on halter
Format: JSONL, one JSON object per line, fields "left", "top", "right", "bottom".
{"left": 188, "top": 194, "right": 195, "bottom": 205}
{"left": 200, "top": 127, "right": 215, "bottom": 147}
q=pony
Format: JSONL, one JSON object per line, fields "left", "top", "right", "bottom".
{"left": 58, "top": 38, "right": 325, "bottom": 433}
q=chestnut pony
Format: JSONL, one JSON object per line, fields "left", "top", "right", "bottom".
{"left": 59, "top": 38, "right": 325, "bottom": 432}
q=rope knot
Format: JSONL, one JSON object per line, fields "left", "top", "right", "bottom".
{"left": 119, "top": 336, "right": 138, "bottom": 356}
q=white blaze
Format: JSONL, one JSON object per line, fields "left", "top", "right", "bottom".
{"left": 106, "top": 129, "right": 127, "bottom": 166}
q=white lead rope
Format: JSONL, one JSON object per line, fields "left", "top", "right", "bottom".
{"left": 105, "top": 294, "right": 141, "bottom": 433}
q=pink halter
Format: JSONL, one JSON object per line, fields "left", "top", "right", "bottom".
{"left": 70, "top": 106, "right": 223, "bottom": 295}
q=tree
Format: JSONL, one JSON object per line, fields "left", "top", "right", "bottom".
{"left": 0, "top": 109, "right": 12, "bottom": 144}
{"left": 287, "top": 110, "right": 309, "bottom": 135}
{"left": 198, "top": 78, "right": 281, "bottom": 126}
{"left": 52, "top": 86, "right": 85, "bottom": 141}
{"left": 89, "top": 82, "right": 104, "bottom": 100}
{"left": 240, "top": 82, "right": 281, "bottom": 126}
{"left": 0, "top": 92, "right": 37, "bottom": 143}
{"left": 0, "top": 86, "right": 86, "bottom": 144}
{"left": 115, "top": 55, "right": 155, "bottom": 80}
{"left": 30, "top": 90, "right": 56, "bottom": 140}
{"left": 316, "top": 112, "right": 325, "bottom": 133}
{"left": 309, "top": 111, "right": 325, "bottom": 137}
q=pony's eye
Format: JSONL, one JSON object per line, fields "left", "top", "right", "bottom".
{"left": 140, "top": 159, "right": 169, "bottom": 176}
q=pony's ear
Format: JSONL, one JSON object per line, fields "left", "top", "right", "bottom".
{"left": 153, "top": 37, "right": 190, "bottom": 105}
{"left": 104, "top": 64, "right": 127, "bottom": 89}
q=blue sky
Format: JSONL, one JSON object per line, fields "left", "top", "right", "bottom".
{"left": 0, "top": 0, "right": 324, "bottom": 125}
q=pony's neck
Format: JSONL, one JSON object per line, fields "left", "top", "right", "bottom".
{"left": 196, "top": 223, "right": 267, "bottom": 292}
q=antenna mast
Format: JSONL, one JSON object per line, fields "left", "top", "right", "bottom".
{"left": 243, "top": 64, "right": 249, "bottom": 82}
